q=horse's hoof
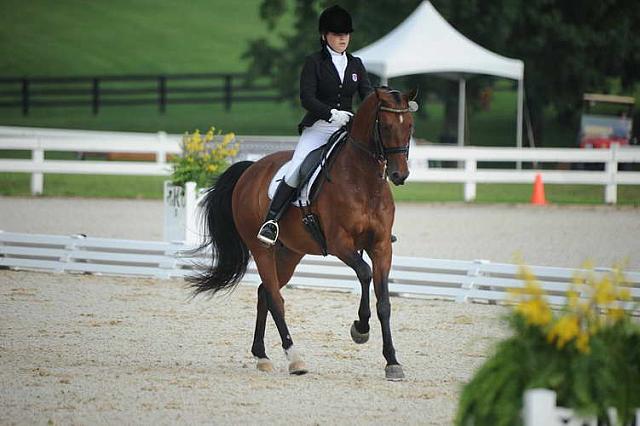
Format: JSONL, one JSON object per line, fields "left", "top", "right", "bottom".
{"left": 350, "top": 321, "right": 369, "bottom": 344}
{"left": 385, "top": 364, "right": 405, "bottom": 381}
{"left": 256, "top": 358, "right": 273, "bottom": 372}
{"left": 288, "top": 360, "right": 308, "bottom": 375}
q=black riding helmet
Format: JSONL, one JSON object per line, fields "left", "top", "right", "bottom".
{"left": 318, "top": 5, "right": 353, "bottom": 34}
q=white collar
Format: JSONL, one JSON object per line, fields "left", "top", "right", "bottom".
{"left": 326, "top": 45, "right": 346, "bottom": 58}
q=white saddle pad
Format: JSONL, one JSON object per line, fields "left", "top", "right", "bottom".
{"left": 268, "top": 137, "right": 344, "bottom": 206}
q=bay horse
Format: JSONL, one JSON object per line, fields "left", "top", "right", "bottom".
{"left": 189, "top": 87, "right": 416, "bottom": 380}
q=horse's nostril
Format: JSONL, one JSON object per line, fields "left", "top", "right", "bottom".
{"left": 391, "top": 171, "right": 400, "bottom": 180}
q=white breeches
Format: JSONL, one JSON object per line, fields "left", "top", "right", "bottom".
{"left": 284, "top": 120, "right": 341, "bottom": 187}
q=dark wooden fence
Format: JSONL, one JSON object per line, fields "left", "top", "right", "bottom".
{"left": 0, "top": 73, "right": 281, "bottom": 115}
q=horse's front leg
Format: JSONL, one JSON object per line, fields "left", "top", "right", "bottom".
{"left": 368, "top": 243, "right": 404, "bottom": 381}
{"left": 337, "top": 251, "right": 372, "bottom": 344}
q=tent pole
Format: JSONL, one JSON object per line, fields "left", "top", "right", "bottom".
{"left": 381, "top": 76, "right": 388, "bottom": 86}
{"left": 458, "top": 78, "right": 466, "bottom": 148}
{"left": 517, "top": 78, "right": 524, "bottom": 169}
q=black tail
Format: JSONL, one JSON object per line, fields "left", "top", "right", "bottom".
{"left": 188, "top": 161, "right": 254, "bottom": 296}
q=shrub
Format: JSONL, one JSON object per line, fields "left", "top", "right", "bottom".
{"left": 170, "top": 127, "right": 238, "bottom": 188}
{"left": 456, "top": 263, "right": 639, "bottom": 426}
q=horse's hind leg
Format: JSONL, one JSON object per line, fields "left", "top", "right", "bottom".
{"left": 251, "top": 284, "right": 272, "bottom": 372}
{"left": 338, "top": 251, "right": 372, "bottom": 344}
{"left": 251, "top": 246, "right": 306, "bottom": 375}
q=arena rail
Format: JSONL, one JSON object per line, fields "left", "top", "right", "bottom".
{"left": 1, "top": 126, "right": 639, "bottom": 203}
{"left": 1, "top": 231, "right": 638, "bottom": 310}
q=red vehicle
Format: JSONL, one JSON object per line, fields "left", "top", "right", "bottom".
{"left": 579, "top": 93, "right": 635, "bottom": 148}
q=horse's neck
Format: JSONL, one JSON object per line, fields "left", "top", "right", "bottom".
{"left": 329, "top": 101, "right": 388, "bottom": 195}
{"left": 333, "top": 133, "right": 386, "bottom": 197}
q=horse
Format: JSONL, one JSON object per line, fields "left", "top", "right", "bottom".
{"left": 189, "top": 87, "right": 417, "bottom": 380}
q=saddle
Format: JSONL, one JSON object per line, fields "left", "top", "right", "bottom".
{"left": 267, "top": 128, "right": 348, "bottom": 256}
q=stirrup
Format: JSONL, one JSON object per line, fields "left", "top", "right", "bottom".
{"left": 257, "top": 220, "right": 279, "bottom": 246}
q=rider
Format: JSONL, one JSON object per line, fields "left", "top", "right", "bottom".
{"left": 257, "top": 4, "right": 373, "bottom": 246}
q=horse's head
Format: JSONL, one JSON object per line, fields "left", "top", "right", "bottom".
{"left": 353, "top": 87, "right": 418, "bottom": 186}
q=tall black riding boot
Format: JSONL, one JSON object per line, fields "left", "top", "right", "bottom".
{"left": 257, "top": 180, "right": 297, "bottom": 245}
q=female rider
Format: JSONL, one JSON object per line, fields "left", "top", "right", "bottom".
{"left": 257, "top": 4, "right": 373, "bottom": 245}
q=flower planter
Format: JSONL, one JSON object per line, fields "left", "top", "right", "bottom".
{"left": 524, "top": 389, "right": 640, "bottom": 426}
{"left": 163, "top": 181, "right": 205, "bottom": 245}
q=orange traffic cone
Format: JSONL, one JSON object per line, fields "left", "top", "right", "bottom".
{"left": 530, "top": 173, "right": 547, "bottom": 205}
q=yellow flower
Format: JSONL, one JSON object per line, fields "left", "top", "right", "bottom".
{"left": 172, "top": 127, "right": 238, "bottom": 187}
{"left": 575, "top": 332, "right": 590, "bottom": 354}
{"left": 594, "top": 276, "right": 615, "bottom": 306}
{"left": 567, "top": 288, "right": 579, "bottom": 309}
{"left": 547, "top": 314, "right": 580, "bottom": 349}
{"left": 509, "top": 265, "right": 554, "bottom": 326}
{"left": 618, "top": 288, "right": 631, "bottom": 301}
{"left": 607, "top": 306, "right": 625, "bottom": 322}
{"left": 516, "top": 298, "right": 552, "bottom": 326}
{"left": 517, "top": 266, "right": 541, "bottom": 290}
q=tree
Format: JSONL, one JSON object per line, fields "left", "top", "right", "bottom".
{"left": 245, "top": 0, "right": 640, "bottom": 146}
{"left": 505, "top": 0, "right": 640, "bottom": 144}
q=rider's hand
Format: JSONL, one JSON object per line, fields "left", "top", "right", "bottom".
{"left": 329, "top": 109, "right": 353, "bottom": 127}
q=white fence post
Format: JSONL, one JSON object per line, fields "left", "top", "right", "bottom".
{"left": 156, "top": 131, "right": 167, "bottom": 165}
{"left": 464, "top": 158, "right": 477, "bottom": 202}
{"left": 456, "top": 259, "right": 488, "bottom": 303}
{"left": 31, "top": 141, "right": 44, "bottom": 195}
{"left": 184, "top": 181, "right": 200, "bottom": 245}
{"left": 605, "top": 143, "right": 618, "bottom": 204}
{"left": 523, "top": 389, "right": 558, "bottom": 426}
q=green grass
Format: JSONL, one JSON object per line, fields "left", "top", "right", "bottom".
{"left": 0, "top": 173, "right": 166, "bottom": 198}
{"left": 0, "top": 103, "right": 298, "bottom": 136}
{"left": 391, "top": 182, "right": 640, "bottom": 205}
{"left": 2, "top": 172, "right": 638, "bottom": 205}
{"left": 0, "top": 0, "right": 291, "bottom": 76}
{"left": 0, "top": 102, "right": 302, "bottom": 136}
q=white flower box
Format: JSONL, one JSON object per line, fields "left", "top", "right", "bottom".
{"left": 523, "top": 389, "right": 640, "bottom": 426}
{"left": 163, "top": 181, "right": 205, "bottom": 245}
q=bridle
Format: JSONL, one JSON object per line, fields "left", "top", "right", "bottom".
{"left": 349, "top": 89, "right": 417, "bottom": 167}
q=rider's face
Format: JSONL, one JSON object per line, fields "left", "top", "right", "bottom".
{"left": 325, "top": 32, "right": 350, "bottom": 53}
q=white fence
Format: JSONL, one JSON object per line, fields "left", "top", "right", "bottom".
{"left": 1, "top": 231, "right": 638, "bottom": 309}
{"left": 0, "top": 126, "right": 296, "bottom": 195}
{"left": 1, "top": 126, "right": 640, "bottom": 203}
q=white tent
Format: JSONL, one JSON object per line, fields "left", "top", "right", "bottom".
{"left": 354, "top": 1, "right": 525, "bottom": 148}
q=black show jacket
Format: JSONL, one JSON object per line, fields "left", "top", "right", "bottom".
{"left": 298, "top": 48, "right": 373, "bottom": 134}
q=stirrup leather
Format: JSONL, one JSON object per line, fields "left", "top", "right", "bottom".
{"left": 257, "top": 220, "right": 279, "bottom": 245}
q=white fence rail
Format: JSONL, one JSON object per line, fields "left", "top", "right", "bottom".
{"left": 1, "top": 231, "right": 638, "bottom": 309}
{"left": 1, "top": 126, "right": 640, "bottom": 203}
{"left": 409, "top": 144, "right": 640, "bottom": 203}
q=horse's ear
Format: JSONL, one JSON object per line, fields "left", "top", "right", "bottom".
{"left": 405, "top": 87, "right": 419, "bottom": 101}
{"left": 405, "top": 88, "right": 419, "bottom": 112}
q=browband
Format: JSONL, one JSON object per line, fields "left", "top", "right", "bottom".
{"left": 379, "top": 101, "right": 419, "bottom": 113}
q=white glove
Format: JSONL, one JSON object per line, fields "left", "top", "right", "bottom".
{"left": 329, "top": 109, "right": 353, "bottom": 127}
